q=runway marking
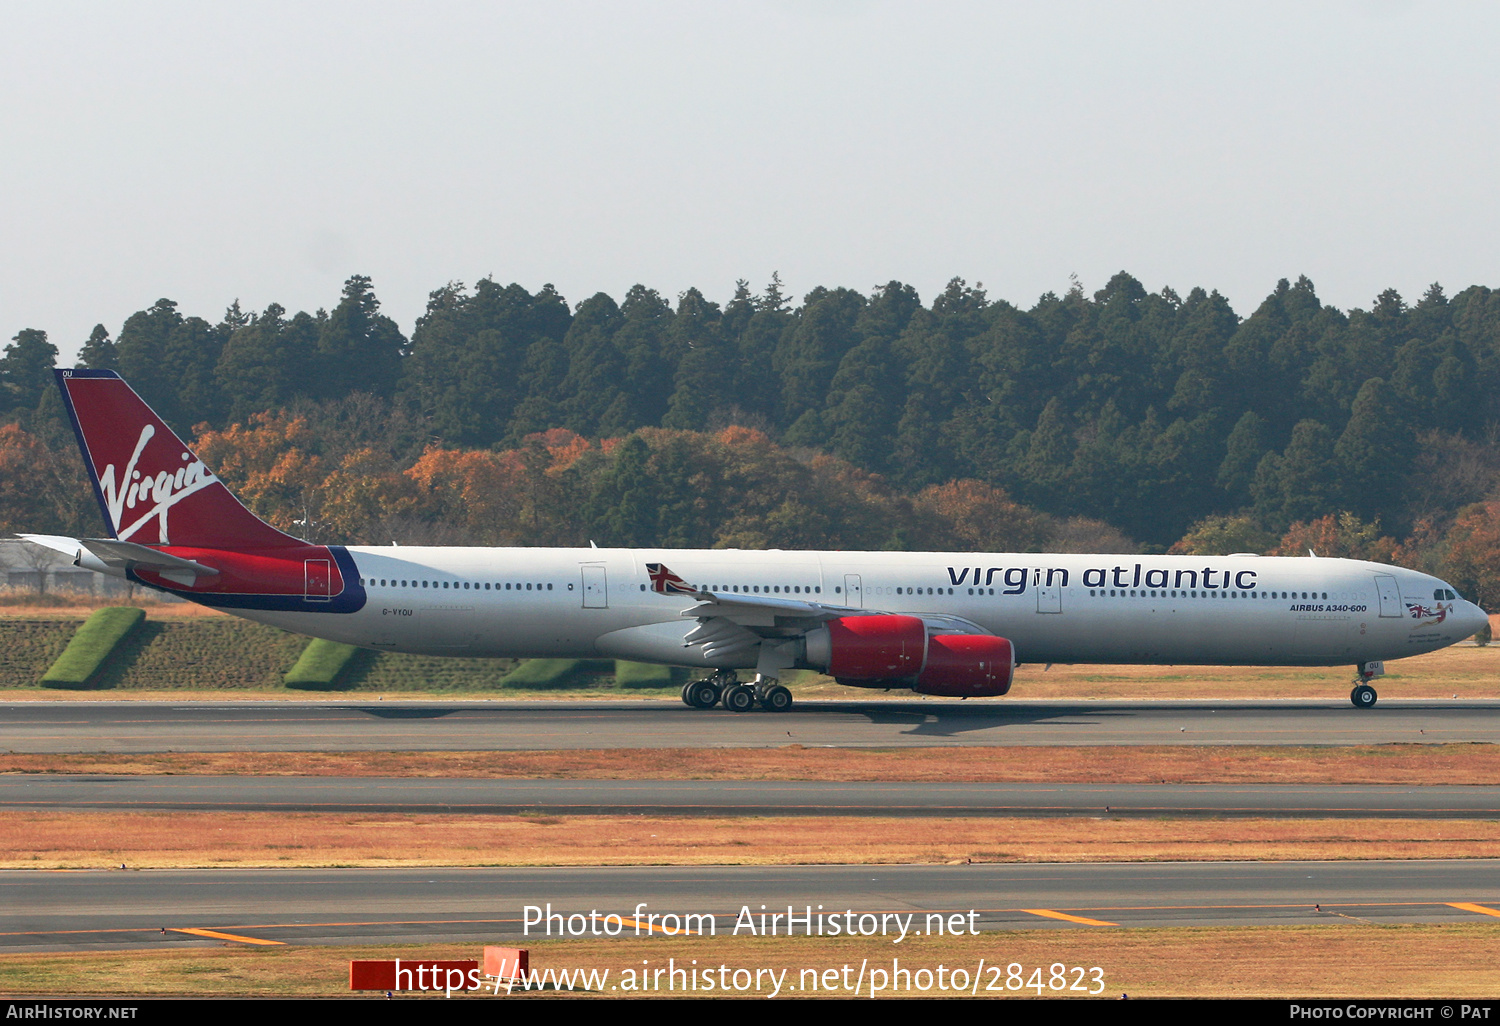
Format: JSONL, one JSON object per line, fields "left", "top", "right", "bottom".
{"left": 170, "top": 927, "right": 283, "bottom": 945}
{"left": 1447, "top": 902, "right": 1500, "bottom": 918}
{"left": 1021, "top": 909, "right": 1118, "bottom": 926}
{"left": 619, "top": 917, "right": 675, "bottom": 934}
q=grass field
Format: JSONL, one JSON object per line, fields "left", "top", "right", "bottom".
{"left": 4, "top": 810, "right": 1500, "bottom": 869}
{"left": 2, "top": 924, "right": 1498, "bottom": 997}
{"left": 2, "top": 605, "right": 1497, "bottom": 699}
{"left": 4, "top": 743, "right": 1499, "bottom": 783}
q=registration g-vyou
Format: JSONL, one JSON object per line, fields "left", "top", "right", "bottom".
{"left": 25, "top": 370, "right": 1489, "bottom": 711}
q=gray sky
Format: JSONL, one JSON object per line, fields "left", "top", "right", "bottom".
{"left": 2, "top": 1, "right": 1497, "bottom": 363}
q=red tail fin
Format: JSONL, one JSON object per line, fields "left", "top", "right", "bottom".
{"left": 56, "top": 369, "right": 303, "bottom": 549}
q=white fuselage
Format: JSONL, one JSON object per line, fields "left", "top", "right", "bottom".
{"left": 230, "top": 547, "right": 1488, "bottom": 671}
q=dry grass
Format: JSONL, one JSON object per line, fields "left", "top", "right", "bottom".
{"left": 0, "top": 623, "right": 1498, "bottom": 699}
{"left": 4, "top": 742, "right": 1500, "bottom": 784}
{"left": 0, "top": 599, "right": 224, "bottom": 617}
{"left": 2, "top": 925, "right": 1499, "bottom": 997}
{"left": 4, "top": 810, "right": 1500, "bottom": 869}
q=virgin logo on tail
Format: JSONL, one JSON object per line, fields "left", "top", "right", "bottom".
{"left": 57, "top": 369, "right": 302, "bottom": 551}
{"left": 97, "top": 424, "right": 220, "bottom": 544}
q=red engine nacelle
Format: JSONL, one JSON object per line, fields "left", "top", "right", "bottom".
{"left": 804, "top": 615, "right": 1014, "bottom": 697}
{"left": 808, "top": 614, "right": 927, "bottom": 679}
{"left": 914, "top": 633, "right": 1014, "bottom": 697}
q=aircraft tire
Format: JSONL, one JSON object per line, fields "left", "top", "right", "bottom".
{"left": 686, "top": 680, "right": 720, "bottom": 709}
{"left": 680, "top": 682, "right": 696, "bottom": 707}
{"left": 760, "top": 684, "right": 793, "bottom": 712}
{"left": 1351, "top": 684, "right": 1378, "bottom": 709}
{"left": 722, "top": 684, "right": 756, "bottom": 713}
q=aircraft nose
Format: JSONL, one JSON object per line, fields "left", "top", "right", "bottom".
{"left": 1464, "top": 603, "right": 1490, "bottom": 638}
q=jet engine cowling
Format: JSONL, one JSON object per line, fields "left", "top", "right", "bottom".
{"left": 804, "top": 614, "right": 927, "bottom": 679}
{"left": 803, "top": 615, "right": 1014, "bottom": 697}
{"left": 913, "top": 633, "right": 1014, "bottom": 696}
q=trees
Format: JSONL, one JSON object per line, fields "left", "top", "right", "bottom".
{"left": 314, "top": 275, "right": 406, "bottom": 399}
{"left": 0, "top": 329, "right": 58, "bottom": 421}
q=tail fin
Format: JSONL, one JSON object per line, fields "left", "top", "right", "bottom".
{"left": 55, "top": 369, "right": 303, "bottom": 550}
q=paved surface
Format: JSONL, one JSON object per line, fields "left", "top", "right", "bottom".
{"left": 5, "top": 775, "right": 1499, "bottom": 818}
{"left": 4, "top": 861, "right": 1498, "bottom": 951}
{"left": 4, "top": 699, "right": 1499, "bottom": 751}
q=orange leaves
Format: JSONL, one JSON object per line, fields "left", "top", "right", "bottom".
{"left": 1273, "top": 513, "right": 1398, "bottom": 562}
{"left": 1441, "top": 501, "right": 1500, "bottom": 609}
{"left": 193, "top": 413, "right": 327, "bottom": 532}
{"left": 911, "top": 479, "right": 1052, "bottom": 553}
{"left": 0, "top": 423, "right": 95, "bottom": 535}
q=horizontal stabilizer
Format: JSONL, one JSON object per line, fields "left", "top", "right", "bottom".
{"left": 78, "top": 539, "right": 220, "bottom": 577}
{"left": 15, "top": 534, "right": 86, "bottom": 559}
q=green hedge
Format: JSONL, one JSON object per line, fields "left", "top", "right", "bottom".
{"left": 39, "top": 607, "right": 146, "bottom": 688}
{"left": 499, "top": 658, "right": 613, "bottom": 688}
{"left": 283, "top": 638, "right": 362, "bottom": 689}
{"left": 614, "top": 660, "right": 675, "bottom": 688}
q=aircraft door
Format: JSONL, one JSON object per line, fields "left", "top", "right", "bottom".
{"left": 844, "top": 574, "right": 863, "bottom": 607}
{"left": 1374, "top": 573, "right": 1402, "bottom": 618}
{"left": 581, "top": 565, "right": 608, "bottom": 608}
{"left": 304, "top": 559, "right": 331, "bottom": 601}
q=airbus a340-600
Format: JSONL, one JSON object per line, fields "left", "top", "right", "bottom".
{"left": 22, "top": 370, "right": 1488, "bottom": 711}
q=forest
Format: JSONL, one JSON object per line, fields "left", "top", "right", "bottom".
{"left": 3, "top": 270, "right": 1500, "bottom": 606}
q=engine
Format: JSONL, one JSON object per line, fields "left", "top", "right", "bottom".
{"left": 803, "top": 614, "right": 1014, "bottom": 697}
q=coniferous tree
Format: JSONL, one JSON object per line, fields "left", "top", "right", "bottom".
{"left": 315, "top": 275, "right": 405, "bottom": 399}
{"left": 77, "top": 325, "right": 117, "bottom": 370}
{"left": 0, "top": 329, "right": 58, "bottom": 421}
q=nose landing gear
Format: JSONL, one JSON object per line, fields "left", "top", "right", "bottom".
{"left": 1350, "top": 662, "right": 1382, "bottom": 708}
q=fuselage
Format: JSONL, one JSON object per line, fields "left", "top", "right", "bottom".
{"left": 230, "top": 546, "right": 1488, "bottom": 671}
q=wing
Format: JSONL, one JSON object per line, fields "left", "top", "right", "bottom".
{"left": 674, "top": 588, "right": 992, "bottom": 663}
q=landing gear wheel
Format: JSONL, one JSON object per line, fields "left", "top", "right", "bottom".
{"left": 760, "top": 684, "right": 793, "bottom": 712}
{"left": 1351, "top": 684, "right": 1378, "bottom": 709}
{"left": 686, "top": 680, "right": 721, "bottom": 709}
{"left": 722, "top": 684, "right": 756, "bottom": 712}
{"left": 680, "top": 681, "right": 696, "bottom": 707}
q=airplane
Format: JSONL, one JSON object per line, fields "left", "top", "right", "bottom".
{"left": 20, "top": 369, "right": 1490, "bottom": 711}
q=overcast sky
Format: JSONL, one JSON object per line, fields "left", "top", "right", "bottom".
{"left": 2, "top": 1, "right": 1497, "bottom": 362}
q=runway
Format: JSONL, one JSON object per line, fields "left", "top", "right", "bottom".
{"left": 4, "top": 861, "right": 1498, "bottom": 951}
{"left": 5, "top": 775, "right": 1499, "bottom": 818}
{"left": 5, "top": 698, "right": 1500, "bottom": 751}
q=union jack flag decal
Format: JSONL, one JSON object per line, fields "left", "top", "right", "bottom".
{"left": 646, "top": 562, "right": 696, "bottom": 595}
{"left": 1406, "top": 602, "right": 1449, "bottom": 625}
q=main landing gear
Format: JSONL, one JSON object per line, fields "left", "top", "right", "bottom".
{"left": 680, "top": 671, "right": 793, "bottom": 712}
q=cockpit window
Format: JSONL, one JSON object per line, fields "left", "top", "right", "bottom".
{"left": 1434, "top": 588, "right": 1459, "bottom": 601}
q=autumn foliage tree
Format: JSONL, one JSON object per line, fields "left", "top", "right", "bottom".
{"left": 1442, "top": 502, "right": 1500, "bottom": 610}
